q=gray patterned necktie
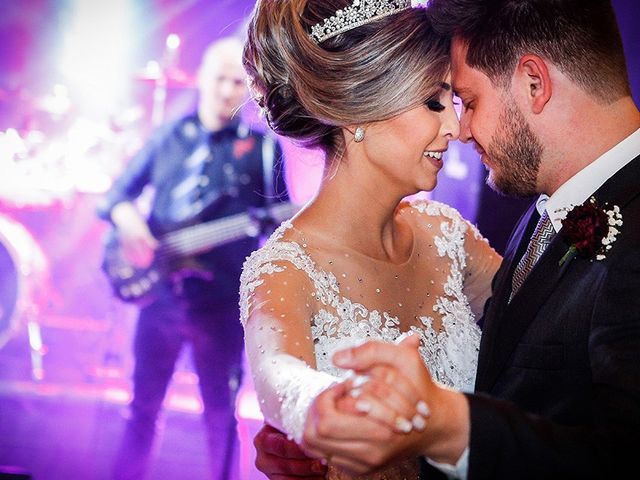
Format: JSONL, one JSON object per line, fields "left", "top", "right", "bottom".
{"left": 510, "top": 211, "right": 555, "bottom": 301}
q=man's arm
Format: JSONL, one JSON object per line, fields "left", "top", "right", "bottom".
{"left": 332, "top": 249, "right": 640, "bottom": 479}
{"left": 253, "top": 424, "right": 327, "bottom": 480}
{"left": 466, "top": 250, "right": 640, "bottom": 479}
{"left": 96, "top": 126, "right": 164, "bottom": 222}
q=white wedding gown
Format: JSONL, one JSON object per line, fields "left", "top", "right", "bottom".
{"left": 239, "top": 199, "right": 500, "bottom": 479}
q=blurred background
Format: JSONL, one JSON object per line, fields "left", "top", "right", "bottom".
{"left": 0, "top": 0, "right": 638, "bottom": 479}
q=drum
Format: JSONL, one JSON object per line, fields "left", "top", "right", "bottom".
{"left": 0, "top": 215, "right": 48, "bottom": 350}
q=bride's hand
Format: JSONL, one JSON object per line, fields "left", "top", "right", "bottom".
{"left": 301, "top": 380, "right": 397, "bottom": 475}
{"left": 301, "top": 378, "right": 435, "bottom": 476}
{"left": 332, "top": 335, "right": 470, "bottom": 466}
{"left": 335, "top": 365, "right": 429, "bottom": 434}
{"left": 299, "top": 337, "right": 431, "bottom": 476}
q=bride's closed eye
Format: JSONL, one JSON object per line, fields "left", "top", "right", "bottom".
{"left": 425, "top": 99, "right": 446, "bottom": 112}
{"left": 425, "top": 93, "right": 459, "bottom": 113}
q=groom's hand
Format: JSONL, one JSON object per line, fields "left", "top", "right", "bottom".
{"left": 301, "top": 372, "right": 430, "bottom": 476}
{"left": 254, "top": 424, "right": 327, "bottom": 479}
{"left": 333, "top": 335, "right": 471, "bottom": 465}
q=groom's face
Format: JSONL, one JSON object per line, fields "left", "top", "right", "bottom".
{"left": 451, "top": 39, "right": 543, "bottom": 198}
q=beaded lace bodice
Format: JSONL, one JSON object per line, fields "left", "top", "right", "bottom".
{"left": 239, "top": 200, "right": 500, "bottom": 479}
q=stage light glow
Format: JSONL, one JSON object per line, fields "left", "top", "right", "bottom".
{"left": 103, "top": 387, "right": 132, "bottom": 404}
{"left": 236, "top": 389, "right": 264, "bottom": 421}
{"left": 59, "top": 0, "right": 136, "bottom": 114}
{"left": 166, "top": 33, "right": 181, "bottom": 51}
{"left": 166, "top": 392, "right": 204, "bottom": 414}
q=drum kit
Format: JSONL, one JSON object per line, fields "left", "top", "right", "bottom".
{"left": 0, "top": 55, "right": 196, "bottom": 377}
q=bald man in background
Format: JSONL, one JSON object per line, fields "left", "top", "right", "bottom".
{"left": 98, "top": 36, "right": 288, "bottom": 480}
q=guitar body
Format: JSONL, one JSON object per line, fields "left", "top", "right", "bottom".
{"left": 101, "top": 229, "right": 166, "bottom": 305}
{"left": 101, "top": 202, "right": 299, "bottom": 304}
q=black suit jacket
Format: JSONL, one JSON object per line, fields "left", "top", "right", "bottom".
{"left": 464, "top": 154, "right": 640, "bottom": 479}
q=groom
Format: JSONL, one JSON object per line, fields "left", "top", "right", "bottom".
{"left": 252, "top": 0, "right": 640, "bottom": 478}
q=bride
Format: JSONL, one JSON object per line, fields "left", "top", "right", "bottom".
{"left": 239, "top": 0, "right": 501, "bottom": 478}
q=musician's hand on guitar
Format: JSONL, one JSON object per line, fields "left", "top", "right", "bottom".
{"left": 120, "top": 231, "right": 157, "bottom": 268}
{"left": 111, "top": 202, "right": 159, "bottom": 268}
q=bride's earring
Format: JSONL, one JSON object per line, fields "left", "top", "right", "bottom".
{"left": 354, "top": 126, "right": 365, "bottom": 143}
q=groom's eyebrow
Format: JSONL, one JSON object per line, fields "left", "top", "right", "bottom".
{"left": 452, "top": 84, "right": 470, "bottom": 97}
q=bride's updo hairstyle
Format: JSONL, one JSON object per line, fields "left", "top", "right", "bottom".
{"left": 243, "top": 0, "right": 450, "bottom": 161}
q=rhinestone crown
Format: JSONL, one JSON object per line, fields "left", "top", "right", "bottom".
{"left": 310, "top": 0, "right": 412, "bottom": 44}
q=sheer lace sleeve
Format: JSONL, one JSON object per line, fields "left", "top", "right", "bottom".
{"left": 461, "top": 220, "right": 502, "bottom": 318}
{"left": 239, "top": 231, "right": 338, "bottom": 442}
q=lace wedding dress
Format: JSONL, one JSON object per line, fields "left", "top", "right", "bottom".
{"left": 239, "top": 200, "right": 500, "bottom": 479}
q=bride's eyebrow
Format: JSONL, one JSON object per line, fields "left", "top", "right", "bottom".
{"left": 439, "top": 81, "right": 452, "bottom": 91}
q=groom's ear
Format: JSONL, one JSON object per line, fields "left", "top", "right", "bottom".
{"left": 516, "top": 54, "right": 552, "bottom": 115}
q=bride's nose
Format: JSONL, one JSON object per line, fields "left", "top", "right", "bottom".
{"left": 441, "top": 108, "right": 460, "bottom": 141}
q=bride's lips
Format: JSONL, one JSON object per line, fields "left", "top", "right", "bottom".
{"left": 423, "top": 150, "right": 445, "bottom": 169}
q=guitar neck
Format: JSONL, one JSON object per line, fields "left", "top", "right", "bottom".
{"left": 159, "top": 202, "right": 298, "bottom": 258}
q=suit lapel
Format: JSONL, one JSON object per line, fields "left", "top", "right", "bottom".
{"left": 477, "top": 232, "right": 573, "bottom": 391}
{"left": 476, "top": 154, "right": 640, "bottom": 393}
{"left": 475, "top": 203, "right": 538, "bottom": 390}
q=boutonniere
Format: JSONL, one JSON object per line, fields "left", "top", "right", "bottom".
{"left": 558, "top": 197, "right": 623, "bottom": 266}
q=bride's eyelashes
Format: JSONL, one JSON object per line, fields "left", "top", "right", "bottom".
{"left": 425, "top": 96, "right": 459, "bottom": 113}
{"left": 425, "top": 99, "right": 446, "bottom": 112}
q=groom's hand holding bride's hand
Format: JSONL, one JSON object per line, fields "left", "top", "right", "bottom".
{"left": 253, "top": 423, "right": 328, "bottom": 479}
{"left": 252, "top": 335, "right": 471, "bottom": 479}
{"left": 301, "top": 334, "right": 471, "bottom": 475}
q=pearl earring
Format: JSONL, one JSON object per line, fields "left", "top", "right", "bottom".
{"left": 354, "top": 126, "right": 365, "bottom": 143}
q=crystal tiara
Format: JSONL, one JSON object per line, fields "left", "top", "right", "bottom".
{"left": 310, "top": 0, "right": 412, "bottom": 44}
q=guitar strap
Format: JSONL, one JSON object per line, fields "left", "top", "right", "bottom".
{"left": 260, "top": 133, "right": 278, "bottom": 243}
{"left": 261, "top": 133, "right": 276, "bottom": 204}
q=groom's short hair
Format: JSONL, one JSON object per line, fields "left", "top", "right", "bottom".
{"left": 427, "top": 0, "right": 631, "bottom": 103}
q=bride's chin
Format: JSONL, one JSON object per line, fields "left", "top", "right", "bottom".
{"left": 421, "top": 174, "right": 439, "bottom": 192}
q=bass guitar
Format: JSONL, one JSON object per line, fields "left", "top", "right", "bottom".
{"left": 101, "top": 202, "right": 299, "bottom": 304}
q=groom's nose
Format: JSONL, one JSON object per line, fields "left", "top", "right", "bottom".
{"left": 458, "top": 109, "right": 473, "bottom": 143}
{"left": 442, "top": 108, "right": 460, "bottom": 141}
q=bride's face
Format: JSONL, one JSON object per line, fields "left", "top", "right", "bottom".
{"left": 363, "top": 76, "right": 460, "bottom": 194}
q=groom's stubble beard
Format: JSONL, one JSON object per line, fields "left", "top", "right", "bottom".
{"left": 486, "top": 102, "right": 543, "bottom": 198}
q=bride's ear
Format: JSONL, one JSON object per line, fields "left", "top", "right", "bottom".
{"left": 516, "top": 54, "right": 552, "bottom": 115}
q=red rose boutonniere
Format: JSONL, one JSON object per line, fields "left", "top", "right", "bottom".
{"left": 558, "top": 197, "right": 623, "bottom": 266}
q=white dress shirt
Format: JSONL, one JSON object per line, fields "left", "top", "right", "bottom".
{"left": 541, "top": 128, "right": 640, "bottom": 229}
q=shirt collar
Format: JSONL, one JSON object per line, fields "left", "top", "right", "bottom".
{"left": 540, "top": 128, "right": 640, "bottom": 232}
{"left": 211, "top": 118, "right": 242, "bottom": 137}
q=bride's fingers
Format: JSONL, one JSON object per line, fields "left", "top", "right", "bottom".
{"left": 359, "top": 380, "right": 418, "bottom": 424}
{"left": 341, "top": 366, "right": 429, "bottom": 431}
{"left": 364, "top": 365, "right": 423, "bottom": 407}
{"left": 334, "top": 339, "right": 433, "bottom": 395}
{"left": 344, "top": 388, "right": 418, "bottom": 434}
{"left": 306, "top": 385, "right": 396, "bottom": 443}
{"left": 307, "top": 408, "right": 395, "bottom": 442}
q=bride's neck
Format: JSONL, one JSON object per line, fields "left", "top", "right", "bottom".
{"left": 298, "top": 168, "right": 413, "bottom": 263}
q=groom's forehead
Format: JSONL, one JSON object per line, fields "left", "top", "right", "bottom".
{"left": 450, "top": 39, "right": 495, "bottom": 95}
{"left": 450, "top": 40, "right": 473, "bottom": 93}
